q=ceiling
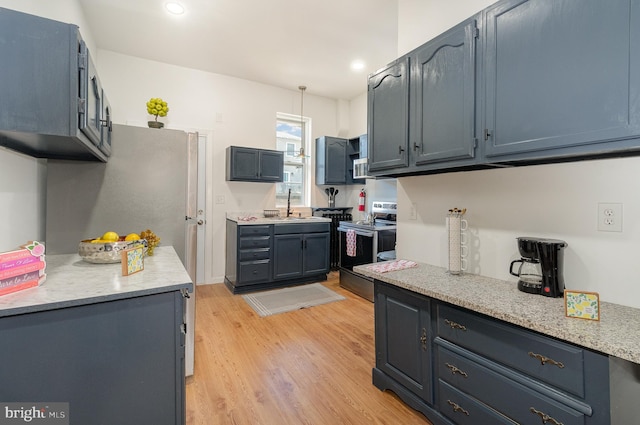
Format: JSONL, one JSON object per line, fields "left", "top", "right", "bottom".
{"left": 78, "top": 0, "right": 399, "bottom": 100}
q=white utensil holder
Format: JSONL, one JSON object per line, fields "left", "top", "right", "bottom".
{"left": 447, "top": 214, "right": 468, "bottom": 275}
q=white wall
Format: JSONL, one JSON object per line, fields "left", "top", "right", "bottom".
{"left": 0, "top": 0, "right": 92, "bottom": 252}
{"left": 0, "top": 149, "right": 46, "bottom": 252}
{"left": 96, "top": 50, "right": 347, "bottom": 283}
{"left": 398, "top": 0, "right": 492, "bottom": 55}
{"left": 396, "top": 0, "right": 640, "bottom": 308}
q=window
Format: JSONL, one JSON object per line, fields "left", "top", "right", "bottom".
{"left": 276, "top": 113, "right": 310, "bottom": 208}
{"left": 286, "top": 142, "right": 296, "bottom": 157}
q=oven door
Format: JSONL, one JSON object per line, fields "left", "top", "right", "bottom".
{"left": 338, "top": 226, "right": 375, "bottom": 270}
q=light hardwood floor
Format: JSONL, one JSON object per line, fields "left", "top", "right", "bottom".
{"left": 186, "top": 272, "right": 431, "bottom": 425}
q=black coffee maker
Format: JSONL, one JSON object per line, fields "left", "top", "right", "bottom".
{"left": 510, "top": 237, "right": 567, "bottom": 297}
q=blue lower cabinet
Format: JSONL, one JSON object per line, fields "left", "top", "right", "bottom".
{"left": 373, "top": 280, "right": 611, "bottom": 425}
{"left": 438, "top": 380, "right": 515, "bottom": 425}
{"left": 436, "top": 344, "right": 586, "bottom": 425}
{"left": 225, "top": 219, "right": 330, "bottom": 294}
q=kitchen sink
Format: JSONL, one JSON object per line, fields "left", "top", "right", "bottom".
{"left": 264, "top": 216, "right": 324, "bottom": 222}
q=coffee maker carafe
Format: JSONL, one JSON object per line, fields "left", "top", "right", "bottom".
{"left": 510, "top": 237, "right": 567, "bottom": 297}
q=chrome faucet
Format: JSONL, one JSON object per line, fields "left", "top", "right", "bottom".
{"left": 286, "top": 188, "right": 293, "bottom": 217}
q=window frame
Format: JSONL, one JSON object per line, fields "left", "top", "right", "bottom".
{"left": 275, "top": 112, "right": 311, "bottom": 208}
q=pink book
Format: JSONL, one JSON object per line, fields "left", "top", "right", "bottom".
{"left": 0, "top": 260, "right": 45, "bottom": 281}
{"left": 0, "top": 241, "right": 45, "bottom": 272}
{"left": 0, "top": 248, "right": 33, "bottom": 263}
{"left": 0, "top": 277, "right": 42, "bottom": 297}
{"left": 0, "top": 253, "right": 41, "bottom": 271}
{"left": 0, "top": 270, "right": 42, "bottom": 289}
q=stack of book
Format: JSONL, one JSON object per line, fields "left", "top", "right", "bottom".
{"left": 0, "top": 241, "right": 46, "bottom": 296}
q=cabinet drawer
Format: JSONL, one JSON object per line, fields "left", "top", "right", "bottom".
{"left": 437, "top": 304, "right": 585, "bottom": 397}
{"left": 239, "top": 236, "right": 270, "bottom": 249}
{"left": 274, "top": 222, "right": 329, "bottom": 235}
{"left": 436, "top": 346, "right": 586, "bottom": 425}
{"left": 238, "top": 260, "right": 270, "bottom": 285}
{"left": 239, "top": 225, "right": 271, "bottom": 236}
{"left": 239, "top": 248, "right": 270, "bottom": 262}
{"left": 438, "top": 380, "right": 516, "bottom": 425}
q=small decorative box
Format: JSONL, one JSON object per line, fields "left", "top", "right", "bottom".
{"left": 121, "top": 246, "right": 144, "bottom": 276}
{"left": 565, "top": 290, "right": 600, "bottom": 321}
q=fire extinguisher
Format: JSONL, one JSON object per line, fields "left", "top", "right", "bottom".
{"left": 358, "top": 188, "right": 366, "bottom": 212}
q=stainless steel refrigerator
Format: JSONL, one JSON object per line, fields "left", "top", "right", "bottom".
{"left": 45, "top": 124, "right": 199, "bottom": 376}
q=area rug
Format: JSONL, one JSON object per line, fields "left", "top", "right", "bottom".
{"left": 242, "top": 283, "right": 345, "bottom": 317}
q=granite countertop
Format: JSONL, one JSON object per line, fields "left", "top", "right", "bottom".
{"left": 355, "top": 261, "right": 640, "bottom": 365}
{"left": 0, "top": 246, "right": 193, "bottom": 318}
{"left": 227, "top": 212, "right": 331, "bottom": 225}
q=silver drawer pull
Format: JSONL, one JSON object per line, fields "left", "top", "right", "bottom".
{"left": 445, "top": 362, "right": 468, "bottom": 378}
{"left": 530, "top": 407, "right": 563, "bottom": 425}
{"left": 528, "top": 351, "right": 565, "bottom": 369}
{"left": 447, "top": 400, "right": 470, "bottom": 416}
{"left": 444, "top": 319, "right": 467, "bottom": 331}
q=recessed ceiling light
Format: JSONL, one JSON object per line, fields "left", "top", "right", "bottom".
{"left": 350, "top": 60, "right": 366, "bottom": 72}
{"left": 165, "top": 2, "right": 185, "bottom": 15}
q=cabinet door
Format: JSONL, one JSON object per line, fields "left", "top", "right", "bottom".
{"left": 375, "top": 282, "right": 433, "bottom": 403}
{"left": 0, "top": 292, "right": 185, "bottom": 425}
{"left": 316, "top": 136, "right": 348, "bottom": 185}
{"left": 484, "top": 0, "right": 640, "bottom": 159}
{"left": 302, "top": 233, "right": 330, "bottom": 275}
{"left": 259, "top": 150, "right": 284, "bottom": 181}
{"left": 227, "top": 147, "right": 259, "bottom": 180}
{"left": 412, "top": 18, "right": 478, "bottom": 166}
{"left": 272, "top": 234, "right": 304, "bottom": 280}
{"left": 325, "top": 137, "right": 347, "bottom": 184}
{"left": 367, "top": 57, "right": 410, "bottom": 172}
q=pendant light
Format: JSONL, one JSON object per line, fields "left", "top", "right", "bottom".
{"left": 297, "top": 85, "right": 309, "bottom": 159}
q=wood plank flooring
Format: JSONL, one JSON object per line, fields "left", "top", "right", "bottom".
{"left": 186, "top": 272, "right": 431, "bottom": 425}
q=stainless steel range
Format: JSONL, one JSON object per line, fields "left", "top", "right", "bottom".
{"left": 337, "top": 201, "right": 397, "bottom": 301}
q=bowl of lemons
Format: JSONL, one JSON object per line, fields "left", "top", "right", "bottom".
{"left": 78, "top": 231, "right": 147, "bottom": 264}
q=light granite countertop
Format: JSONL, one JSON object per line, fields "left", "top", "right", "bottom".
{"left": 226, "top": 212, "right": 331, "bottom": 225}
{"left": 0, "top": 246, "right": 192, "bottom": 318}
{"left": 355, "top": 261, "right": 640, "bottom": 365}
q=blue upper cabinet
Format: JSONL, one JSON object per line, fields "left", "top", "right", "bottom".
{"left": 225, "top": 146, "right": 284, "bottom": 182}
{"left": 367, "top": 57, "right": 410, "bottom": 172}
{"left": 368, "top": 0, "right": 640, "bottom": 177}
{"left": 0, "top": 8, "right": 110, "bottom": 162}
{"left": 411, "top": 17, "right": 479, "bottom": 167}
{"left": 483, "top": 0, "right": 640, "bottom": 161}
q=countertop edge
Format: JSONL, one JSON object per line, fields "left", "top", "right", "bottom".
{"left": 0, "top": 282, "right": 192, "bottom": 317}
{"left": 0, "top": 246, "right": 194, "bottom": 319}
{"left": 355, "top": 262, "right": 640, "bottom": 365}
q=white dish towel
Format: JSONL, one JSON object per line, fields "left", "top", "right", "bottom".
{"left": 346, "top": 229, "right": 357, "bottom": 257}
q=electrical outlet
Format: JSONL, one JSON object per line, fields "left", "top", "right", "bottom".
{"left": 597, "top": 202, "right": 622, "bottom": 232}
{"left": 409, "top": 203, "right": 417, "bottom": 220}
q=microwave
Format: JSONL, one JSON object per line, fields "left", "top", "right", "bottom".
{"left": 353, "top": 158, "right": 372, "bottom": 179}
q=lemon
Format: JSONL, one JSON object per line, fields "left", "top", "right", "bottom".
{"left": 101, "top": 231, "right": 119, "bottom": 242}
{"left": 125, "top": 233, "right": 141, "bottom": 241}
